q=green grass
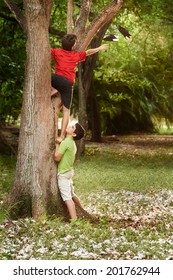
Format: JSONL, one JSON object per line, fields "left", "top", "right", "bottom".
{"left": 0, "top": 137, "right": 173, "bottom": 260}
{"left": 74, "top": 146, "right": 173, "bottom": 195}
{"left": 0, "top": 155, "right": 15, "bottom": 201}
{"left": 1, "top": 140, "right": 173, "bottom": 198}
{"left": 157, "top": 126, "right": 173, "bottom": 135}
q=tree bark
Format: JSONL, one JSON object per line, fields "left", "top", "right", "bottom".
{"left": 67, "top": 0, "right": 73, "bottom": 33}
{"left": 74, "top": 0, "right": 91, "bottom": 37}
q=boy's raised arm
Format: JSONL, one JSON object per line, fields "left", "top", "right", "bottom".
{"left": 86, "top": 44, "right": 108, "bottom": 56}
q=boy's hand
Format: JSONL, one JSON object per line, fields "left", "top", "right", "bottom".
{"left": 56, "top": 136, "right": 64, "bottom": 144}
{"left": 86, "top": 44, "right": 108, "bottom": 56}
{"left": 99, "top": 44, "right": 109, "bottom": 51}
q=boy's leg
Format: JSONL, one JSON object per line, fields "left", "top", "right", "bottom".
{"left": 72, "top": 194, "right": 82, "bottom": 208}
{"left": 65, "top": 200, "right": 77, "bottom": 220}
{"left": 58, "top": 171, "right": 77, "bottom": 220}
{"left": 57, "top": 105, "right": 70, "bottom": 143}
{"left": 53, "top": 95, "right": 62, "bottom": 141}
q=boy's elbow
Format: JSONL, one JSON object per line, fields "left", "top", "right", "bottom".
{"left": 54, "top": 154, "right": 59, "bottom": 162}
{"left": 54, "top": 153, "right": 62, "bottom": 162}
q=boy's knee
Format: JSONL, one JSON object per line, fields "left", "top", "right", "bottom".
{"left": 63, "top": 106, "right": 70, "bottom": 113}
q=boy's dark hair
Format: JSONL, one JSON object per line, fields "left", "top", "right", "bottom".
{"left": 62, "top": 34, "right": 77, "bottom": 51}
{"left": 73, "top": 123, "right": 85, "bottom": 141}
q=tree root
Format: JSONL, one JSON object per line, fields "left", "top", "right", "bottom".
{"left": 75, "top": 204, "right": 100, "bottom": 224}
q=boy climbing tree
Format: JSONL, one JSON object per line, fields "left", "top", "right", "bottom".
{"left": 51, "top": 33, "right": 108, "bottom": 143}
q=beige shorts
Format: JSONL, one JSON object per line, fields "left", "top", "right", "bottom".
{"left": 58, "top": 170, "right": 75, "bottom": 201}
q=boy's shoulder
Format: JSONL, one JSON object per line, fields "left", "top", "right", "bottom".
{"left": 61, "top": 137, "right": 74, "bottom": 145}
{"left": 59, "top": 137, "right": 75, "bottom": 153}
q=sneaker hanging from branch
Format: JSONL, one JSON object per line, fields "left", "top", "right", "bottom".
{"left": 103, "top": 34, "right": 119, "bottom": 42}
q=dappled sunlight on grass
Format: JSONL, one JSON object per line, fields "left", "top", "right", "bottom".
{"left": 75, "top": 145, "right": 173, "bottom": 194}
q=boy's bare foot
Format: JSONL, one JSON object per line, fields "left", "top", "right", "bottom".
{"left": 51, "top": 88, "right": 58, "bottom": 97}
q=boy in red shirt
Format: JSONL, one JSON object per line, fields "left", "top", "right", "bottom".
{"left": 51, "top": 34, "right": 108, "bottom": 143}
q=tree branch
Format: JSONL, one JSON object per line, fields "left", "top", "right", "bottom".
{"left": 49, "top": 26, "right": 65, "bottom": 38}
{"left": 67, "top": 0, "right": 73, "bottom": 33}
{"left": 74, "top": 0, "right": 92, "bottom": 36}
{"left": 4, "top": 0, "right": 26, "bottom": 31}
{"left": 76, "top": 0, "right": 126, "bottom": 50}
{"left": 160, "top": 16, "right": 173, "bottom": 24}
{"left": 0, "top": 11, "right": 16, "bottom": 22}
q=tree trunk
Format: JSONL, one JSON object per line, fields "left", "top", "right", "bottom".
{"left": 76, "top": 64, "right": 87, "bottom": 160}
{"left": 67, "top": 0, "right": 73, "bottom": 33}
{"left": 74, "top": 1, "right": 125, "bottom": 157}
{"left": 76, "top": 22, "right": 112, "bottom": 154}
{"left": 4, "top": 0, "right": 65, "bottom": 219}
{"left": 88, "top": 85, "right": 102, "bottom": 142}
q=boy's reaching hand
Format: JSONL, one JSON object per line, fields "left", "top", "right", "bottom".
{"left": 56, "top": 136, "right": 64, "bottom": 144}
{"left": 99, "top": 44, "right": 109, "bottom": 51}
{"left": 86, "top": 44, "right": 108, "bottom": 56}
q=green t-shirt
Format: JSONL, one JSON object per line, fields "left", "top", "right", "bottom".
{"left": 57, "top": 137, "right": 77, "bottom": 174}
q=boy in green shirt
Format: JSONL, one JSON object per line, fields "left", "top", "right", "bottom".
{"left": 54, "top": 123, "right": 85, "bottom": 220}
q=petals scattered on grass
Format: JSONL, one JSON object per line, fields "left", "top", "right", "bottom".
{"left": 0, "top": 190, "right": 173, "bottom": 260}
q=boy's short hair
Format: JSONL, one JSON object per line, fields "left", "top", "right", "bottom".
{"left": 62, "top": 34, "right": 77, "bottom": 51}
{"left": 73, "top": 123, "right": 85, "bottom": 141}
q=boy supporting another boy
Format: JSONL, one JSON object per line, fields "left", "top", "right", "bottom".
{"left": 54, "top": 122, "right": 85, "bottom": 220}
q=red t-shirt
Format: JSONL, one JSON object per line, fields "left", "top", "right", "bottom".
{"left": 51, "top": 48, "right": 86, "bottom": 84}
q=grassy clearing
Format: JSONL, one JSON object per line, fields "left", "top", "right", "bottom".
{"left": 75, "top": 140, "right": 173, "bottom": 194}
{"left": 0, "top": 135, "right": 173, "bottom": 260}
{"left": 0, "top": 155, "right": 15, "bottom": 202}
